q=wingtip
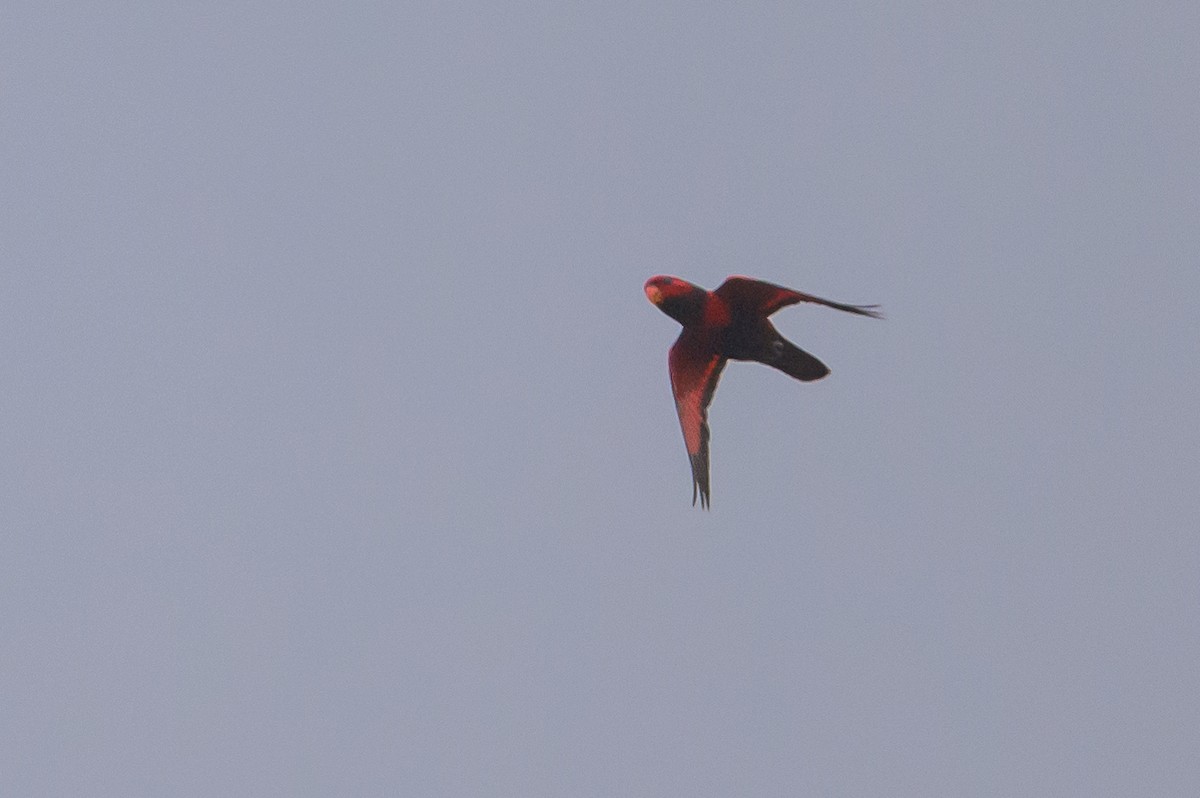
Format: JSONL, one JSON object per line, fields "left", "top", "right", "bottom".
{"left": 842, "top": 302, "right": 884, "bottom": 319}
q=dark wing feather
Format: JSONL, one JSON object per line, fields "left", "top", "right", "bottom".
{"left": 716, "top": 276, "right": 883, "bottom": 319}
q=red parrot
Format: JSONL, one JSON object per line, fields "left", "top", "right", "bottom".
{"left": 644, "top": 275, "right": 882, "bottom": 508}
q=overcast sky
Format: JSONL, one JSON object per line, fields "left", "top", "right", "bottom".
{"left": 4, "top": 3, "right": 1199, "bottom": 795}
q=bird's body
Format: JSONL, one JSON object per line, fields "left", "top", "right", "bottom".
{"left": 644, "top": 275, "right": 881, "bottom": 508}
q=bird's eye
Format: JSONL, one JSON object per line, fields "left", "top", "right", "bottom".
{"left": 770, "top": 340, "right": 784, "bottom": 360}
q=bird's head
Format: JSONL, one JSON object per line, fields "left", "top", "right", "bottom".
{"left": 644, "top": 275, "right": 708, "bottom": 326}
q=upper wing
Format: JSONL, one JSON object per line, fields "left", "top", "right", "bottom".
{"left": 715, "top": 276, "right": 883, "bottom": 319}
{"left": 668, "top": 331, "right": 726, "bottom": 509}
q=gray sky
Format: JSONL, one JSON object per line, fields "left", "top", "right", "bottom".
{"left": 4, "top": 2, "right": 1199, "bottom": 795}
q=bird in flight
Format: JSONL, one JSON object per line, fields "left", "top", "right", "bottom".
{"left": 644, "top": 275, "right": 881, "bottom": 508}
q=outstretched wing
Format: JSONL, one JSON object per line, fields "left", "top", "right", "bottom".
{"left": 668, "top": 331, "right": 726, "bottom": 509}
{"left": 715, "top": 276, "right": 883, "bottom": 319}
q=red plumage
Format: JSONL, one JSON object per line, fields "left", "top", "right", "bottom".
{"left": 644, "top": 275, "right": 881, "bottom": 508}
